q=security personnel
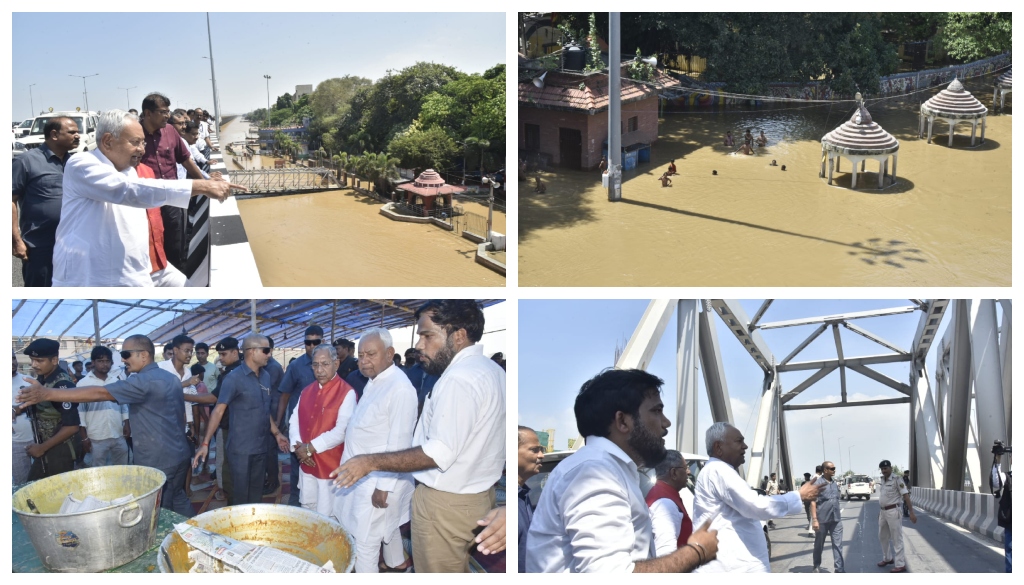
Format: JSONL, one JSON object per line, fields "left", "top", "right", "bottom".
{"left": 877, "top": 460, "right": 917, "bottom": 572}
{"left": 14, "top": 338, "right": 80, "bottom": 479}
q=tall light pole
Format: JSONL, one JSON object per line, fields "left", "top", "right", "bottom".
{"left": 837, "top": 436, "right": 845, "bottom": 476}
{"left": 848, "top": 445, "right": 854, "bottom": 476}
{"left": 69, "top": 73, "right": 99, "bottom": 112}
{"left": 819, "top": 413, "right": 832, "bottom": 461}
{"left": 607, "top": 11, "right": 622, "bottom": 201}
{"left": 28, "top": 83, "right": 36, "bottom": 117}
{"left": 118, "top": 86, "right": 137, "bottom": 109}
{"left": 482, "top": 176, "right": 499, "bottom": 243}
{"left": 263, "top": 74, "right": 272, "bottom": 129}
{"left": 205, "top": 13, "right": 222, "bottom": 132}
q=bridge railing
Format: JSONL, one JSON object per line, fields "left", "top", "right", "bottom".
{"left": 229, "top": 167, "right": 340, "bottom": 193}
{"left": 911, "top": 486, "right": 1005, "bottom": 541}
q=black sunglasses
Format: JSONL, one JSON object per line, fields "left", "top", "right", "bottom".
{"left": 120, "top": 349, "right": 146, "bottom": 359}
{"left": 825, "top": 466, "right": 836, "bottom": 471}
{"left": 247, "top": 347, "right": 272, "bottom": 354}
{"left": 304, "top": 339, "right": 323, "bottom": 346}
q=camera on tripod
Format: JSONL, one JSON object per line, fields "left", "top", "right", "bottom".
{"left": 992, "top": 440, "right": 1012, "bottom": 456}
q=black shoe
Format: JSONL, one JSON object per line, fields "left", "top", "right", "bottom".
{"left": 210, "top": 470, "right": 217, "bottom": 480}
{"left": 263, "top": 482, "right": 279, "bottom": 495}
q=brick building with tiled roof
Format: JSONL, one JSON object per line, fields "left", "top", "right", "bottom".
{"left": 519, "top": 63, "right": 680, "bottom": 170}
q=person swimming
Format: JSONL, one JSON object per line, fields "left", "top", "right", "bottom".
{"left": 659, "top": 172, "right": 673, "bottom": 187}
{"left": 712, "top": 170, "right": 718, "bottom": 176}
{"left": 724, "top": 132, "right": 735, "bottom": 147}
{"left": 668, "top": 160, "right": 678, "bottom": 175}
{"left": 781, "top": 165, "right": 787, "bottom": 171}
{"left": 770, "top": 159, "right": 778, "bottom": 166}
{"left": 757, "top": 130, "right": 768, "bottom": 147}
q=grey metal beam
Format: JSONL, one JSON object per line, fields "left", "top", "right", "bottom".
{"left": 944, "top": 300, "right": 972, "bottom": 490}
{"left": 12, "top": 299, "right": 26, "bottom": 318}
{"left": 748, "top": 300, "right": 773, "bottom": 329}
{"left": 911, "top": 300, "right": 949, "bottom": 361}
{"left": 778, "top": 352, "right": 911, "bottom": 372}
{"left": 999, "top": 300, "right": 1012, "bottom": 447}
{"left": 842, "top": 321, "right": 908, "bottom": 355}
{"left": 708, "top": 300, "right": 774, "bottom": 372}
{"left": 31, "top": 300, "right": 63, "bottom": 337}
{"left": 910, "top": 363, "right": 945, "bottom": 489}
{"left": 847, "top": 364, "right": 911, "bottom": 396}
{"left": 778, "top": 406, "right": 795, "bottom": 492}
{"left": 970, "top": 299, "right": 1006, "bottom": 493}
{"left": 616, "top": 300, "right": 677, "bottom": 371}
{"left": 745, "top": 372, "right": 777, "bottom": 485}
{"left": 779, "top": 324, "right": 828, "bottom": 366}
{"left": 57, "top": 304, "right": 93, "bottom": 340}
{"left": 780, "top": 365, "right": 837, "bottom": 404}
{"left": 832, "top": 324, "right": 847, "bottom": 402}
{"left": 757, "top": 305, "right": 918, "bottom": 330}
{"left": 783, "top": 397, "right": 910, "bottom": 411}
{"left": 698, "top": 301, "right": 734, "bottom": 425}
{"left": 676, "top": 300, "right": 700, "bottom": 454}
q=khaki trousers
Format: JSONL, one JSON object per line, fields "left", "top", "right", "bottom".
{"left": 879, "top": 506, "right": 906, "bottom": 567}
{"left": 411, "top": 483, "right": 494, "bottom": 573}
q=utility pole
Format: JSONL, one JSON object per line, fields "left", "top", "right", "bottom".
{"left": 69, "top": 73, "right": 99, "bottom": 112}
{"left": 28, "top": 84, "right": 36, "bottom": 117}
{"left": 607, "top": 12, "right": 622, "bottom": 202}
{"left": 819, "top": 413, "right": 832, "bottom": 461}
{"left": 264, "top": 74, "right": 272, "bottom": 129}
{"left": 118, "top": 86, "right": 137, "bottom": 109}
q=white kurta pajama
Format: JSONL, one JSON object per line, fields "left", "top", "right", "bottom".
{"left": 693, "top": 457, "right": 803, "bottom": 572}
{"left": 287, "top": 376, "right": 357, "bottom": 518}
{"left": 335, "top": 364, "right": 418, "bottom": 573}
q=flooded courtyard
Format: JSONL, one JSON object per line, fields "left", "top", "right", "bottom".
{"left": 220, "top": 118, "right": 505, "bottom": 287}
{"left": 519, "top": 78, "right": 1011, "bottom": 287}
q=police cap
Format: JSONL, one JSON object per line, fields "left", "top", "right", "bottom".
{"left": 215, "top": 337, "right": 239, "bottom": 351}
{"left": 23, "top": 338, "right": 60, "bottom": 358}
{"left": 879, "top": 459, "right": 892, "bottom": 469}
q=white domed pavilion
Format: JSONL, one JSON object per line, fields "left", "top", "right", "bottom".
{"left": 920, "top": 78, "right": 988, "bottom": 147}
{"left": 994, "top": 69, "right": 1011, "bottom": 109}
{"left": 820, "top": 95, "right": 899, "bottom": 189}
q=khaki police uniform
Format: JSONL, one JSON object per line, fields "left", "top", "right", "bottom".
{"left": 878, "top": 472, "right": 910, "bottom": 567}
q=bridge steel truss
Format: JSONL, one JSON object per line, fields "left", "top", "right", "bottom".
{"left": 228, "top": 167, "right": 340, "bottom": 194}
{"left": 608, "top": 300, "right": 1010, "bottom": 493}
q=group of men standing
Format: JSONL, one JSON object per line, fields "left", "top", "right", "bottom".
{"left": 14, "top": 300, "right": 507, "bottom": 573}
{"left": 518, "top": 367, "right": 920, "bottom": 573}
{"left": 12, "top": 94, "right": 243, "bottom": 287}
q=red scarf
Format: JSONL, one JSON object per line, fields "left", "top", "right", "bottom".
{"left": 297, "top": 375, "right": 354, "bottom": 479}
{"left": 645, "top": 480, "right": 693, "bottom": 547}
{"left": 134, "top": 163, "right": 168, "bottom": 273}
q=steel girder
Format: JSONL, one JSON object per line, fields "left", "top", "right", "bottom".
{"left": 969, "top": 300, "right": 1007, "bottom": 492}
{"left": 676, "top": 300, "right": 701, "bottom": 454}
{"left": 698, "top": 301, "right": 734, "bottom": 427}
{"left": 999, "top": 300, "right": 1012, "bottom": 447}
{"left": 616, "top": 300, "right": 676, "bottom": 371}
{"left": 910, "top": 362, "right": 945, "bottom": 489}
{"left": 943, "top": 300, "right": 973, "bottom": 490}
{"left": 708, "top": 300, "right": 774, "bottom": 372}
{"left": 745, "top": 371, "right": 778, "bottom": 485}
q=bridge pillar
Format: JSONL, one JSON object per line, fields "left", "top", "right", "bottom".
{"left": 969, "top": 299, "right": 1006, "bottom": 493}
{"left": 943, "top": 300, "right": 972, "bottom": 490}
{"left": 745, "top": 371, "right": 778, "bottom": 486}
{"left": 910, "top": 362, "right": 945, "bottom": 489}
{"left": 675, "top": 300, "right": 700, "bottom": 454}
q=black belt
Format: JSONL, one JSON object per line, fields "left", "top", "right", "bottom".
{"left": 882, "top": 504, "right": 899, "bottom": 510}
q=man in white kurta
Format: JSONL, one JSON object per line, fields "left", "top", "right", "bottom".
{"left": 693, "top": 422, "right": 820, "bottom": 572}
{"left": 335, "top": 329, "right": 418, "bottom": 573}
{"left": 288, "top": 344, "right": 357, "bottom": 517}
{"left": 51, "top": 109, "right": 242, "bottom": 286}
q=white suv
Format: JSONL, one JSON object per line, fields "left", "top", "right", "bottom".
{"left": 13, "top": 111, "right": 98, "bottom": 158}
{"left": 840, "top": 475, "right": 873, "bottom": 500}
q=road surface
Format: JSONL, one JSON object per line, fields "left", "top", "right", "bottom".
{"left": 767, "top": 497, "right": 1005, "bottom": 573}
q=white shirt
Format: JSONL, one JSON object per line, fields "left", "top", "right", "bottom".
{"left": 198, "top": 121, "right": 210, "bottom": 142}
{"left": 412, "top": 344, "right": 504, "bottom": 494}
{"left": 335, "top": 364, "right": 418, "bottom": 542}
{"left": 12, "top": 373, "right": 33, "bottom": 443}
{"left": 158, "top": 360, "right": 197, "bottom": 429}
{"left": 649, "top": 497, "right": 684, "bottom": 557}
{"left": 693, "top": 458, "right": 802, "bottom": 572}
{"left": 176, "top": 138, "right": 209, "bottom": 180}
{"left": 77, "top": 370, "right": 128, "bottom": 441}
{"left": 287, "top": 375, "right": 358, "bottom": 456}
{"left": 526, "top": 436, "right": 653, "bottom": 573}
{"left": 52, "top": 149, "right": 193, "bottom": 286}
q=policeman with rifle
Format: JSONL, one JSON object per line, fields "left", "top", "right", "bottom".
{"left": 12, "top": 339, "right": 80, "bottom": 480}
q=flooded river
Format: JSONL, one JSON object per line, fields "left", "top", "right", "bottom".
{"left": 519, "top": 78, "right": 1011, "bottom": 287}
{"left": 223, "top": 115, "right": 505, "bottom": 286}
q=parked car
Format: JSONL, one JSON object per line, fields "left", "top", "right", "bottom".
{"left": 13, "top": 119, "right": 33, "bottom": 138}
{"left": 13, "top": 111, "right": 98, "bottom": 158}
{"left": 840, "top": 474, "right": 873, "bottom": 500}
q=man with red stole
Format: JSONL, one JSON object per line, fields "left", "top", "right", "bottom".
{"left": 288, "top": 343, "right": 357, "bottom": 516}
{"left": 646, "top": 449, "right": 695, "bottom": 556}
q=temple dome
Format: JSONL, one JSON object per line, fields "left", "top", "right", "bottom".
{"left": 822, "top": 101, "right": 899, "bottom": 155}
{"left": 921, "top": 77, "right": 988, "bottom": 119}
{"left": 996, "top": 69, "right": 1012, "bottom": 88}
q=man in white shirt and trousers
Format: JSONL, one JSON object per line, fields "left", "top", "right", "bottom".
{"left": 50, "top": 109, "right": 244, "bottom": 287}
{"left": 526, "top": 368, "right": 719, "bottom": 573}
{"left": 76, "top": 346, "right": 129, "bottom": 467}
{"left": 693, "top": 422, "right": 822, "bottom": 572}
{"left": 335, "top": 328, "right": 418, "bottom": 573}
{"left": 331, "top": 300, "right": 505, "bottom": 572}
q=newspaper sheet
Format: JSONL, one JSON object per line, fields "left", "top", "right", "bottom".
{"left": 174, "top": 523, "right": 336, "bottom": 573}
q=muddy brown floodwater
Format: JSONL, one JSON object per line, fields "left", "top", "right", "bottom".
{"left": 519, "top": 79, "right": 1011, "bottom": 287}
{"left": 220, "top": 118, "right": 506, "bottom": 287}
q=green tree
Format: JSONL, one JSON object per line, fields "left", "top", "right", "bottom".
{"left": 359, "top": 151, "right": 400, "bottom": 195}
{"left": 309, "top": 75, "right": 373, "bottom": 124}
{"left": 276, "top": 92, "right": 293, "bottom": 111}
{"left": 386, "top": 125, "right": 458, "bottom": 172}
{"left": 464, "top": 136, "right": 490, "bottom": 178}
{"left": 943, "top": 12, "right": 1012, "bottom": 61}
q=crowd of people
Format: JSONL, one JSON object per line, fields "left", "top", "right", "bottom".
{"left": 518, "top": 368, "right": 927, "bottom": 573}
{"left": 14, "top": 300, "right": 507, "bottom": 573}
{"left": 12, "top": 93, "right": 244, "bottom": 287}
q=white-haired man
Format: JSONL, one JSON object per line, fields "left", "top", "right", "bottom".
{"left": 335, "top": 328, "right": 418, "bottom": 572}
{"left": 50, "top": 109, "right": 245, "bottom": 286}
{"left": 288, "top": 343, "right": 357, "bottom": 517}
{"left": 693, "top": 422, "right": 821, "bottom": 572}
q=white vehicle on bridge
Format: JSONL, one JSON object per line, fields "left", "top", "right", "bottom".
{"left": 840, "top": 474, "right": 873, "bottom": 500}
{"left": 12, "top": 110, "right": 98, "bottom": 158}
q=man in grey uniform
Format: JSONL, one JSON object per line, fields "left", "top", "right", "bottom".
{"left": 876, "top": 459, "right": 916, "bottom": 572}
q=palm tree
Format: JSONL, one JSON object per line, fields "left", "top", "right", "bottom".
{"left": 359, "top": 151, "right": 400, "bottom": 195}
{"left": 465, "top": 137, "right": 490, "bottom": 184}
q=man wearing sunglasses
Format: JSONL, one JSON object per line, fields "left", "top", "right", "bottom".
{"left": 809, "top": 461, "right": 845, "bottom": 573}
{"left": 193, "top": 334, "right": 289, "bottom": 505}
{"left": 278, "top": 325, "right": 324, "bottom": 506}
{"left": 17, "top": 334, "right": 194, "bottom": 517}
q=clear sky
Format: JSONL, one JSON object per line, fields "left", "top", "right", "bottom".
{"left": 519, "top": 299, "right": 991, "bottom": 482}
{"left": 10, "top": 12, "right": 505, "bottom": 120}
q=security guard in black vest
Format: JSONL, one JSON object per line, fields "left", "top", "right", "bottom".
{"left": 13, "top": 338, "right": 80, "bottom": 480}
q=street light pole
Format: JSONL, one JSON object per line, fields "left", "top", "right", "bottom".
{"left": 848, "top": 445, "right": 854, "bottom": 476}
{"left": 819, "top": 413, "right": 832, "bottom": 461}
{"left": 263, "top": 74, "right": 272, "bottom": 129}
{"left": 206, "top": 13, "right": 222, "bottom": 132}
{"left": 69, "top": 74, "right": 99, "bottom": 112}
{"left": 28, "top": 83, "right": 36, "bottom": 117}
{"left": 837, "top": 436, "right": 845, "bottom": 476}
{"left": 118, "top": 86, "right": 137, "bottom": 109}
